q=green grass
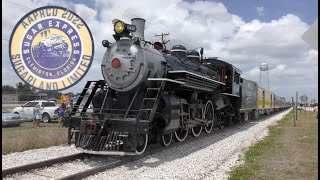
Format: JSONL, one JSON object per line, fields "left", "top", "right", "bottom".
{"left": 228, "top": 118, "right": 286, "bottom": 180}
{"left": 228, "top": 110, "right": 318, "bottom": 180}
{"left": 2, "top": 121, "right": 68, "bottom": 155}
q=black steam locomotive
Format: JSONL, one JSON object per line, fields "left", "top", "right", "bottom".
{"left": 64, "top": 18, "right": 290, "bottom": 155}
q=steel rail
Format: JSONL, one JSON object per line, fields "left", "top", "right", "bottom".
{"left": 2, "top": 153, "right": 86, "bottom": 178}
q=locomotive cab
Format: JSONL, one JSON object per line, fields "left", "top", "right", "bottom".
{"left": 204, "top": 58, "right": 241, "bottom": 97}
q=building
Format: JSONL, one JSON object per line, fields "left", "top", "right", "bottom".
{"left": 2, "top": 94, "right": 19, "bottom": 102}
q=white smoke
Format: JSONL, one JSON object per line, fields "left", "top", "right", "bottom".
{"left": 41, "top": 34, "right": 65, "bottom": 46}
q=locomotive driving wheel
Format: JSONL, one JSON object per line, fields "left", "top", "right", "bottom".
{"left": 191, "top": 125, "right": 203, "bottom": 137}
{"left": 219, "top": 112, "right": 226, "bottom": 130}
{"left": 135, "top": 134, "right": 148, "bottom": 155}
{"left": 191, "top": 108, "right": 203, "bottom": 137}
{"left": 160, "top": 133, "right": 173, "bottom": 147}
{"left": 204, "top": 100, "right": 215, "bottom": 133}
{"left": 175, "top": 128, "right": 188, "bottom": 142}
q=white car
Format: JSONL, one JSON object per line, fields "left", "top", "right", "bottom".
{"left": 12, "top": 100, "right": 59, "bottom": 123}
{"left": 2, "top": 109, "right": 24, "bottom": 126}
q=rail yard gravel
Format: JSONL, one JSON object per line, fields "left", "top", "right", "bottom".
{"left": 2, "top": 109, "right": 291, "bottom": 180}
{"left": 85, "top": 109, "right": 292, "bottom": 180}
{"left": 2, "top": 145, "right": 82, "bottom": 169}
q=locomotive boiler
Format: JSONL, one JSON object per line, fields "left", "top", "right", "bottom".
{"left": 64, "top": 18, "right": 290, "bottom": 155}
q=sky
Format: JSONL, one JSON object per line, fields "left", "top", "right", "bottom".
{"left": 2, "top": 0, "right": 318, "bottom": 102}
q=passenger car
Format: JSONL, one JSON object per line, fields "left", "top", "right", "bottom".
{"left": 2, "top": 109, "right": 24, "bottom": 126}
{"left": 12, "top": 100, "right": 59, "bottom": 123}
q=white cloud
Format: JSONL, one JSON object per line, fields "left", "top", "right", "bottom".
{"left": 256, "top": 6, "right": 265, "bottom": 17}
{"left": 2, "top": 0, "right": 318, "bottom": 101}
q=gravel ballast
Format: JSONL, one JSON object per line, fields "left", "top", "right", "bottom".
{"left": 2, "top": 109, "right": 291, "bottom": 180}
{"left": 2, "top": 145, "right": 82, "bottom": 169}
{"left": 85, "top": 109, "right": 292, "bottom": 180}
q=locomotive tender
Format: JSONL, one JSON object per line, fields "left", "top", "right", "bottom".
{"left": 64, "top": 18, "right": 290, "bottom": 155}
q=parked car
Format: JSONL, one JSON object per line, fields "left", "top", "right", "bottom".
{"left": 2, "top": 109, "right": 24, "bottom": 126}
{"left": 12, "top": 100, "right": 59, "bottom": 123}
{"left": 49, "top": 98, "right": 58, "bottom": 103}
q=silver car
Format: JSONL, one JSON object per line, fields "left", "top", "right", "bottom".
{"left": 2, "top": 109, "right": 24, "bottom": 126}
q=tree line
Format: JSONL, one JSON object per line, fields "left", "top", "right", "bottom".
{"left": 2, "top": 82, "right": 78, "bottom": 101}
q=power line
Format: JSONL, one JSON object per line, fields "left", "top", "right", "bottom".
{"left": 5, "top": 0, "right": 192, "bottom": 48}
{"left": 6, "top": 0, "right": 32, "bottom": 10}
{"left": 101, "top": 0, "right": 191, "bottom": 48}
{"left": 155, "top": 33, "right": 170, "bottom": 43}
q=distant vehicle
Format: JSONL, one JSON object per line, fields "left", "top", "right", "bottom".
{"left": 2, "top": 109, "right": 24, "bottom": 126}
{"left": 49, "top": 98, "right": 58, "bottom": 103}
{"left": 297, "top": 106, "right": 302, "bottom": 110}
{"left": 12, "top": 100, "right": 59, "bottom": 123}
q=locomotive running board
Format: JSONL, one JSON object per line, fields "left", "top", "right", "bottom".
{"left": 168, "top": 70, "right": 226, "bottom": 85}
{"left": 147, "top": 78, "right": 185, "bottom": 84}
{"left": 167, "top": 70, "right": 223, "bottom": 91}
{"left": 220, "top": 92, "right": 240, "bottom": 97}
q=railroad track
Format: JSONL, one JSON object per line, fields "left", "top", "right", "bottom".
{"left": 2, "top": 146, "right": 165, "bottom": 179}
{"left": 2, "top": 111, "right": 284, "bottom": 180}
{"left": 1, "top": 128, "right": 239, "bottom": 179}
{"left": 3, "top": 133, "right": 218, "bottom": 180}
{"left": 2, "top": 153, "right": 87, "bottom": 179}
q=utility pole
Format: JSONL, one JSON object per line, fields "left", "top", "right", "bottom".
{"left": 305, "top": 95, "right": 307, "bottom": 116}
{"left": 155, "top": 33, "right": 170, "bottom": 44}
{"left": 296, "top": 91, "right": 298, "bottom": 121}
{"left": 292, "top": 97, "right": 296, "bottom": 127}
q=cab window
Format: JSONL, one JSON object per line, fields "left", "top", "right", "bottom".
{"left": 234, "top": 72, "right": 240, "bottom": 84}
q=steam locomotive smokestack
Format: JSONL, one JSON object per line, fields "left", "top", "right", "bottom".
{"left": 131, "top": 18, "right": 145, "bottom": 41}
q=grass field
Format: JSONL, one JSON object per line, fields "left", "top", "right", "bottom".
{"left": 2, "top": 121, "right": 68, "bottom": 155}
{"left": 228, "top": 110, "right": 318, "bottom": 180}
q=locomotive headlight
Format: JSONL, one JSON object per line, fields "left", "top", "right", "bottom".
{"left": 114, "top": 21, "right": 125, "bottom": 33}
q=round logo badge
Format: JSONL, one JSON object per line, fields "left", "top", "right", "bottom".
{"left": 9, "top": 6, "right": 94, "bottom": 91}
